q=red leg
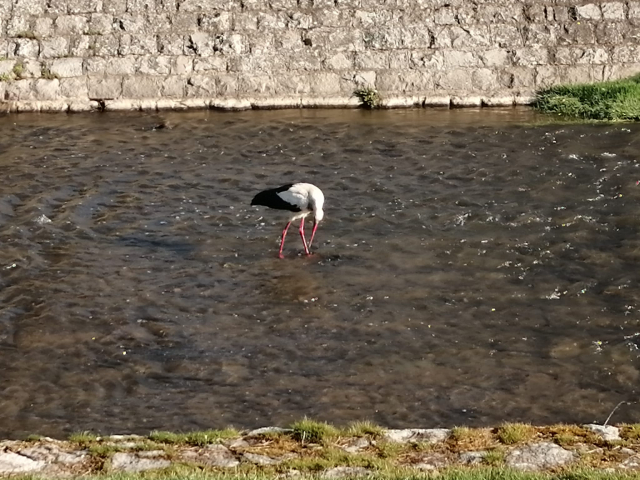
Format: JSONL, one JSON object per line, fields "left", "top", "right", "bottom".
{"left": 309, "top": 221, "right": 319, "bottom": 250}
{"left": 299, "top": 219, "right": 310, "bottom": 255}
{"left": 278, "top": 221, "right": 292, "bottom": 259}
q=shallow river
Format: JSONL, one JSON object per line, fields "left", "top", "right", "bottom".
{"left": 1, "top": 108, "right": 640, "bottom": 438}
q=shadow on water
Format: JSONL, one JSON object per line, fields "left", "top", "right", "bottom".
{"left": 0, "top": 108, "right": 640, "bottom": 438}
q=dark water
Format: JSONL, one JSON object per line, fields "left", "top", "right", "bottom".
{"left": 1, "top": 108, "right": 640, "bottom": 439}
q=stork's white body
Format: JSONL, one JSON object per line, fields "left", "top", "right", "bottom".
{"left": 251, "top": 183, "right": 325, "bottom": 258}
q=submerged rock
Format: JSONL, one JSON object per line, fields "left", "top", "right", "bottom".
{"left": 110, "top": 452, "right": 170, "bottom": 472}
{"left": 340, "top": 437, "right": 370, "bottom": 453}
{"left": 584, "top": 424, "right": 621, "bottom": 442}
{"left": 321, "top": 466, "right": 370, "bottom": 479}
{"left": 382, "top": 428, "right": 450, "bottom": 444}
{"left": 247, "top": 427, "right": 293, "bottom": 436}
{"left": 459, "top": 451, "right": 486, "bottom": 465}
{"left": 0, "top": 451, "right": 46, "bottom": 474}
{"left": 506, "top": 442, "right": 576, "bottom": 471}
{"left": 18, "top": 444, "right": 87, "bottom": 465}
{"left": 196, "top": 444, "right": 239, "bottom": 468}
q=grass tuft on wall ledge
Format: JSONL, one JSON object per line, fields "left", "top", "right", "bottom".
{"left": 534, "top": 74, "right": 640, "bottom": 121}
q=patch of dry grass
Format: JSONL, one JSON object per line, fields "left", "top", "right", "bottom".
{"left": 448, "top": 427, "right": 496, "bottom": 452}
{"left": 496, "top": 423, "right": 537, "bottom": 445}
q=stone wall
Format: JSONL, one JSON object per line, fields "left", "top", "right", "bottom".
{"left": 0, "top": 0, "right": 639, "bottom": 111}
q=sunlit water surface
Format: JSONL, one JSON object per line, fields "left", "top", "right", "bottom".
{"left": 1, "top": 108, "right": 640, "bottom": 438}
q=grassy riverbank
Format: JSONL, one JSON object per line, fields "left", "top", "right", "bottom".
{"left": 534, "top": 74, "right": 640, "bottom": 121}
{"left": 3, "top": 420, "right": 640, "bottom": 479}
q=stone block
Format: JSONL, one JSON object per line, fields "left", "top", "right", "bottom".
{"left": 33, "top": 78, "right": 60, "bottom": 99}
{"left": 325, "top": 52, "right": 354, "bottom": 70}
{"left": 185, "top": 32, "right": 214, "bottom": 55}
{"left": 14, "top": 0, "right": 45, "bottom": 15}
{"left": 555, "top": 46, "right": 608, "bottom": 65}
{"left": 303, "top": 28, "right": 364, "bottom": 52}
{"left": 307, "top": 71, "right": 340, "bottom": 94}
{"left": 116, "top": 13, "right": 146, "bottom": 32}
{"left": 33, "top": 18, "right": 55, "bottom": 37}
{"left": 287, "top": 12, "right": 312, "bottom": 29}
{"left": 477, "top": 4, "right": 524, "bottom": 24}
{"left": 122, "top": 75, "right": 163, "bottom": 97}
{"left": 172, "top": 56, "right": 193, "bottom": 74}
{"left": 630, "top": 2, "right": 640, "bottom": 19}
{"left": 443, "top": 50, "right": 481, "bottom": 68}
{"left": 595, "top": 21, "right": 628, "bottom": 44}
{"left": 170, "top": 13, "right": 198, "bottom": 31}
{"left": 434, "top": 7, "right": 456, "bottom": 25}
{"left": 352, "top": 10, "right": 392, "bottom": 29}
{"left": 92, "top": 34, "right": 119, "bottom": 55}
{"left": 60, "top": 76, "right": 88, "bottom": 97}
{"left": 88, "top": 13, "right": 114, "bottom": 34}
{"left": 535, "top": 65, "right": 603, "bottom": 89}
{"left": 233, "top": 12, "right": 258, "bottom": 30}
{"left": 138, "top": 55, "right": 172, "bottom": 74}
{"left": 68, "top": 0, "right": 101, "bottom": 13}
{"left": 14, "top": 39, "right": 40, "bottom": 57}
{"left": 6, "top": 16, "right": 33, "bottom": 37}
{"left": 21, "top": 58, "right": 42, "bottom": 77}
{"left": 524, "top": 4, "right": 546, "bottom": 22}
{"left": 435, "top": 68, "right": 473, "bottom": 90}
{"left": 601, "top": 2, "right": 625, "bottom": 19}
{"left": 611, "top": 45, "right": 640, "bottom": 63}
{"left": 102, "top": 0, "right": 126, "bottom": 13}
{"left": 40, "top": 37, "right": 69, "bottom": 58}
{"left": 50, "top": 57, "right": 83, "bottom": 76}
{"left": 87, "top": 75, "right": 122, "bottom": 98}
{"left": 312, "top": 9, "right": 351, "bottom": 28}
{"left": 193, "top": 55, "right": 226, "bottom": 72}
{"left": 498, "top": 67, "right": 536, "bottom": 89}
{"left": 523, "top": 24, "right": 559, "bottom": 46}
{"left": 575, "top": 4, "right": 602, "bottom": 20}
{"left": 273, "top": 30, "right": 303, "bottom": 50}
{"left": 161, "top": 75, "right": 185, "bottom": 96}
{"left": 287, "top": 50, "right": 323, "bottom": 70}
{"left": 604, "top": 63, "right": 640, "bottom": 80}
{"left": 126, "top": 0, "right": 155, "bottom": 11}
{"left": 157, "top": 34, "right": 184, "bottom": 54}
{"left": 0, "top": 59, "right": 14, "bottom": 75}
{"left": 479, "top": 49, "right": 510, "bottom": 67}
{"left": 557, "top": 22, "right": 596, "bottom": 45}
{"left": 119, "top": 34, "right": 157, "bottom": 55}
{"left": 5, "top": 79, "right": 35, "bottom": 100}
{"left": 513, "top": 46, "right": 549, "bottom": 66}
{"left": 490, "top": 24, "right": 523, "bottom": 48}
{"left": 199, "top": 12, "right": 231, "bottom": 31}
{"left": 55, "top": 15, "right": 89, "bottom": 35}
{"left": 179, "top": 0, "right": 238, "bottom": 12}
{"left": 215, "top": 73, "right": 238, "bottom": 95}
{"left": 186, "top": 73, "right": 216, "bottom": 96}
{"left": 377, "top": 71, "right": 434, "bottom": 92}
{"left": 409, "top": 50, "right": 443, "bottom": 69}
{"left": 256, "top": 11, "right": 287, "bottom": 29}
{"left": 69, "top": 35, "right": 93, "bottom": 56}
{"left": 472, "top": 68, "right": 498, "bottom": 91}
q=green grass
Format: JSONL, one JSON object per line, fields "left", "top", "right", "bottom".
{"left": 16, "top": 466, "right": 640, "bottom": 480}
{"left": 40, "top": 66, "right": 59, "bottom": 80}
{"left": 344, "top": 420, "right": 385, "bottom": 438}
{"left": 148, "top": 428, "right": 239, "bottom": 446}
{"left": 620, "top": 423, "right": 640, "bottom": 440}
{"left": 496, "top": 423, "right": 536, "bottom": 445}
{"left": 290, "top": 418, "right": 340, "bottom": 443}
{"left": 354, "top": 87, "right": 380, "bottom": 109}
{"left": 68, "top": 431, "right": 100, "bottom": 445}
{"left": 535, "top": 74, "right": 640, "bottom": 121}
{"left": 482, "top": 449, "right": 505, "bottom": 466}
{"left": 12, "top": 62, "right": 24, "bottom": 80}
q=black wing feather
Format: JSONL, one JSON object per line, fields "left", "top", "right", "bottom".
{"left": 251, "top": 184, "right": 302, "bottom": 212}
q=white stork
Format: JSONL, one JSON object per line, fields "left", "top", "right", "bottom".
{"left": 251, "top": 183, "right": 325, "bottom": 258}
